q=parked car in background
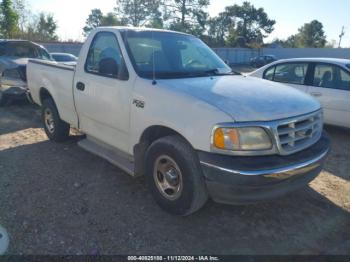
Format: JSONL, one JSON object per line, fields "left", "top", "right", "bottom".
{"left": 51, "top": 53, "right": 78, "bottom": 66}
{"left": 248, "top": 58, "right": 350, "bottom": 128}
{"left": 250, "top": 55, "right": 277, "bottom": 68}
{"left": 27, "top": 27, "right": 330, "bottom": 215}
{"left": 0, "top": 40, "right": 52, "bottom": 106}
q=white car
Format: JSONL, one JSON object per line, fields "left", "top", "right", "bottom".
{"left": 51, "top": 52, "right": 78, "bottom": 66}
{"left": 248, "top": 58, "right": 350, "bottom": 128}
{"left": 27, "top": 27, "right": 330, "bottom": 215}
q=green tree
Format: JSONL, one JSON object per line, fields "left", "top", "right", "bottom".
{"left": 206, "top": 14, "right": 233, "bottom": 47}
{"left": 100, "top": 12, "right": 124, "bottom": 26}
{"left": 0, "top": 0, "right": 19, "bottom": 38}
{"left": 35, "top": 13, "right": 58, "bottom": 41}
{"left": 164, "top": 0, "right": 209, "bottom": 36}
{"left": 114, "top": 0, "right": 160, "bottom": 27}
{"left": 279, "top": 20, "right": 327, "bottom": 48}
{"left": 83, "top": 9, "right": 103, "bottom": 36}
{"left": 83, "top": 9, "right": 125, "bottom": 37}
{"left": 12, "top": 0, "right": 29, "bottom": 33}
{"left": 221, "top": 1, "right": 275, "bottom": 47}
{"left": 146, "top": 16, "right": 164, "bottom": 29}
{"left": 295, "top": 20, "right": 327, "bottom": 48}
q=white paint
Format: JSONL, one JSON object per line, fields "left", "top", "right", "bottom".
{"left": 249, "top": 58, "right": 350, "bottom": 128}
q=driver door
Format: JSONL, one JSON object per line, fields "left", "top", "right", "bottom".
{"left": 73, "top": 31, "right": 132, "bottom": 153}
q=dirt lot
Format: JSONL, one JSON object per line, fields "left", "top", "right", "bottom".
{"left": 0, "top": 102, "right": 349, "bottom": 255}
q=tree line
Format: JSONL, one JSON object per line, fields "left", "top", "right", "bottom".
{"left": 0, "top": 0, "right": 333, "bottom": 47}
{"left": 83, "top": 0, "right": 331, "bottom": 48}
{"left": 0, "top": 0, "right": 58, "bottom": 41}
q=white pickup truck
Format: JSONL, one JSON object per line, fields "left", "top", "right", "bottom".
{"left": 27, "top": 27, "right": 330, "bottom": 215}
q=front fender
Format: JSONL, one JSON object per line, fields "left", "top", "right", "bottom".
{"left": 129, "top": 78, "right": 233, "bottom": 154}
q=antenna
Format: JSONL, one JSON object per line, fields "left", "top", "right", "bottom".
{"left": 338, "top": 26, "right": 345, "bottom": 48}
{"left": 152, "top": 30, "right": 157, "bottom": 85}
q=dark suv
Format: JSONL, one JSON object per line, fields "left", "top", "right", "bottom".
{"left": 250, "top": 55, "right": 277, "bottom": 68}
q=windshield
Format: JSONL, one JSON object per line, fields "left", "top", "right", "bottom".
{"left": 122, "top": 31, "right": 232, "bottom": 79}
{"left": 52, "top": 54, "right": 77, "bottom": 62}
{"left": 347, "top": 64, "right": 350, "bottom": 70}
{"left": 0, "top": 42, "right": 51, "bottom": 60}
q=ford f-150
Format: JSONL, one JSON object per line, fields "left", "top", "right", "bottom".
{"left": 27, "top": 27, "right": 330, "bottom": 216}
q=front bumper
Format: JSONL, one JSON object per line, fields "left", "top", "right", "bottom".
{"left": 199, "top": 132, "right": 331, "bottom": 205}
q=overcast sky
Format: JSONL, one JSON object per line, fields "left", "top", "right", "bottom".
{"left": 27, "top": 0, "right": 350, "bottom": 46}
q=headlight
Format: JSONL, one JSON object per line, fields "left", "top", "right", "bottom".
{"left": 213, "top": 127, "right": 272, "bottom": 151}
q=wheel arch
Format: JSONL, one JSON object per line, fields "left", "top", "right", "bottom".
{"left": 39, "top": 87, "right": 54, "bottom": 105}
{"left": 133, "top": 125, "right": 194, "bottom": 177}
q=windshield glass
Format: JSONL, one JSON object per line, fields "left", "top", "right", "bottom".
{"left": 347, "top": 64, "right": 350, "bottom": 70}
{"left": 1, "top": 42, "right": 51, "bottom": 60}
{"left": 122, "top": 31, "right": 232, "bottom": 79}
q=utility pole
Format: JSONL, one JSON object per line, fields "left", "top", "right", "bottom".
{"left": 338, "top": 26, "right": 345, "bottom": 48}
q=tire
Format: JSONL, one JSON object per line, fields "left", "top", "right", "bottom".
{"left": 41, "top": 98, "right": 70, "bottom": 142}
{"left": 145, "top": 135, "right": 208, "bottom": 216}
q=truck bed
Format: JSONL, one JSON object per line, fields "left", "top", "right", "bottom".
{"left": 27, "top": 59, "right": 78, "bottom": 127}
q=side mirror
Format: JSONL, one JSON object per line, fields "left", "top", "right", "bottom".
{"left": 99, "top": 58, "right": 119, "bottom": 77}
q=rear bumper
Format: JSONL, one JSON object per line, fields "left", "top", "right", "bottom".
{"left": 198, "top": 132, "right": 331, "bottom": 205}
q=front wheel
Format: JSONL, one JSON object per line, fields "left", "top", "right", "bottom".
{"left": 41, "top": 98, "right": 70, "bottom": 142}
{"left": 145, "top": 136, "right": 208, "bottom": 216}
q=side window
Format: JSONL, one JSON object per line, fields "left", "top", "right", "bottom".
{"left": 273, "top": 63, "right": 308, "bottom": 85}
{"left": 313, "top": 64, "right": 350, "bottom": 91}
{"left": 263, "top": 66, "right": 275, "bottom": 80}
{"left": 85, "top": 32, "right": 125, "bottom": 79}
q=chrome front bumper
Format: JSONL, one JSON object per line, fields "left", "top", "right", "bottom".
{"left": 198, "top": 132, "right": 330, "bottom": 205}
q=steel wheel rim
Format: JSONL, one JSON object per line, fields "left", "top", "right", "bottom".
{"left": 44, "top": 108, "right": 55, "bottom": 133}
{"left": 153, "top": 155, "right": 183, "bottom": 201}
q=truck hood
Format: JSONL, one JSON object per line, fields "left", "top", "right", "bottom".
{"left": 161, "top": 75, "right": 321, "bottom": 122}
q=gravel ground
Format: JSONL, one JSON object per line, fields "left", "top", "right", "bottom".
{"left": 0, "top": 102, "right": 349, "bottom": 255}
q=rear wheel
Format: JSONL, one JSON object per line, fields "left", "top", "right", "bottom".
{"left": 41, "top": 98, "right": 70, "bottom": 142}
{"left": 145, "top": 136, "right": 208, "bottom": 216}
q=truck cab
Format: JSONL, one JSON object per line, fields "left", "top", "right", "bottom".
{"left": 27, "top": 27, "right": 330, "bottom": 216}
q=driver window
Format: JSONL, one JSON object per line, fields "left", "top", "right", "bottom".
{"left": 85, "top": 32, "right": 125, "bottom": 79}
{"left": 263, "top": 66, "right": 275, "bottom": 80}
{"left": 273, "top": 63, "right": 308, "bottom": 85}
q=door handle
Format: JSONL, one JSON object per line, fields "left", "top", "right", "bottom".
{"left": 76, "top": 82, "right": 85, "bottom": 91}
{"left": 311, "top": 92, "right": 322, "bottom": 97}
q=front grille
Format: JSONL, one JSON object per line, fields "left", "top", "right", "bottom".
{"left": 276, "top": 111, "right": 323, "bottom": 155}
